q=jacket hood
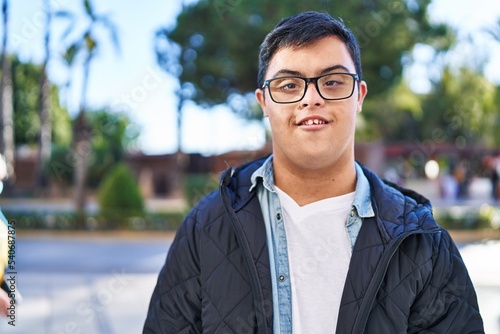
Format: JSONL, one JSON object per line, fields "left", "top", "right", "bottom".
{"left": 359, "top": 164, "right": 440, "bottom": 243}
{"left": 220, "top": 155, "right": 269, "bottom": 211}
{"left": 221, "top": 157, "right": 440, "bottom": 240}
{"left": 360, "top": 164, "right": 432, "bottom": 209}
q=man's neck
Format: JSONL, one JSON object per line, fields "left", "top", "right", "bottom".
{"left": 273, "top": 158, "right": 357, "bottom": 207}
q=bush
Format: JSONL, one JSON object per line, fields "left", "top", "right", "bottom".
{"left": 98, "top": 163, "right": 144, "bottom": 227}
{"left": 434, "top": 206, "right": 495, "bottom": 230}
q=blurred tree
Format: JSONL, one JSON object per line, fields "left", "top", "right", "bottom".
{"left": 357, "top": 78, "right": 423, "bottom": 142}
{"left": 484, "top": 17, "right": 500, "bottom": 148}
{"left": 155, "top": 0, "right": 454, "bottom": 149}
{"left": 48, "top": 108, "right": 138, "bottom": 189}
{"left": 366, "top": 16, "right": 500, "bottom": 148}
{"left": 11, "top": 56, "right": 71, "bottom": 148}
{"left": 56, "top": 0, "right": 120, "bottom": 217}
{"left": 0, "top": 0, "right": 14, "bottom": 181}
{"left": 86, "top": 109, "right": 139, "bottom": 187}
{"left": 420, "top": 67, "right": 497, "bottom": 147}
{"left": 359, "top": 65, "right": 498, "bottom": 149}
{"left": 493, "top": 86, "right": 500, "bottom": 148}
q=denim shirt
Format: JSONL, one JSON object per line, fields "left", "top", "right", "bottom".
{"left": 250, "top": 155, "right": 375, "bottom": 334}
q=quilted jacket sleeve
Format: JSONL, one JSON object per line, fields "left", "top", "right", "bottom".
{"left": 143, "top": 210, "right": 202, "bottom": 334}
{"left": 408, "top": 228, "right": 484, "bottom": 333}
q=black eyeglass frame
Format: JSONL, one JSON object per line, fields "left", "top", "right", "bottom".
{"left": 261, "top": 72, "right": 360, "bottom": 104}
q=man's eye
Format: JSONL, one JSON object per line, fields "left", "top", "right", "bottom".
{"left": 325, "top": 80, "right": 341, "bottom": 86}
{"left": 280, "top": 80, "right": 302, "bottom": 90}
{"left": 272, "top": 78, "right": 303, "bottom": 91}
{"left": 281, "top": 83, "right": 298, "bottom": 89}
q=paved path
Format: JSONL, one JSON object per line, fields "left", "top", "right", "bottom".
{"left": 0, "top": 232, "right": 173, "bottom": 334}
{"left": 458, "top": 240, "right": 500, "bottom": 334}
{"left": 0, "top": 233, "right": 499, "bottom": 333}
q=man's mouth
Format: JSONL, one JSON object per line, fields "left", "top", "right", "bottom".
{"left": 299, "top": 119, "right": 328, "bottom": 126}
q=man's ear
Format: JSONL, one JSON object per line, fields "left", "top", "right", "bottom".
{"left": 255, "top": 88, "right": 269, "bottom": 117}
{"left": 357, "top": 80, "right": 368, "bottom": 113}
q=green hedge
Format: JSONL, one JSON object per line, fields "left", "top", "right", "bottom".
{"left": 5, "top": 204, "right": 500, "bottom": 233}
{"left": 3, "top": 211, "right": 186, "bottom": 231}
{"left": 434, "top": 204, "right": 500, "bottom": 230}
{"left": 98, "top": 163, "right": 144, "bottom": 227}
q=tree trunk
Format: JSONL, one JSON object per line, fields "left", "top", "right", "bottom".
{"left": 37, "top": 0, "right": 52, "bottom": 190}
{"left": 73, "top": 53, "right": 92, "bottom": 223}
{"left": 73, "top": 110, "right": 91, "bottom": 220}
{"left": 0, "top": 0, "right": 14, "bottom": 183}
{"left": 37, "top": 68, "right": 51, "bottom": 188}
{"left": 173, "top": 90, "right": 189, "bottom": 198}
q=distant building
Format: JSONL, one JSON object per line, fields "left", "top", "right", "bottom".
{"left": 8, "top": 141, "right": 487, "bottom": 199}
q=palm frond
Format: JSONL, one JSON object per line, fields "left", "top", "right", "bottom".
{"left": 54, "top": 10, "right": 76, "bottom": 41}
{"left": 96, "top": 14, "right": 121, "bottom": 54}
{"left": 483, "top": 17, "right": 500, "bottom": 42}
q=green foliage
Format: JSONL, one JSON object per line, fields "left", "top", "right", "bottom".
{"left": 491, "top": 86, "right": 500, "bottom": 147}
{"left": 359, "top": 64, "right": 499, "bottom": 147}
{"left": 418, "top": 67, "right": 498, "bottom": 148}
{"left": 98, "top": 163, "right": 144, "bottom": 226}
{"left": 445, "top": 68, "right": 496, "bottom": 139}
{"left": 46, "top": 108, "right": 138, "bottom": 187}
{"left": 358, "top": 79, "right": 424, "bottom": 141}
{"left": 57, "top": 0, "right": 120, "bottom": 68}
{"left": 47, "top": 143, "right": 75, "bottom": 185}
{"left": 10, "top": 56, "right": 71, "bottom": 146}
{"left": 4, "top": 210, "right": 186, "bottom": 231}
{"left": 435, "top": 207, "right": 494, "bottom": 230}
{"left": 87, "top": 109, "right": 139, "bottom": 187}
{"left": 157, "top": 0, "right": 453, "bottom": 117}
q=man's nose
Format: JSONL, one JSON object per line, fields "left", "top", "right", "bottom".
{"left": 300, "top": 81, "right": 324, "bottom": 107}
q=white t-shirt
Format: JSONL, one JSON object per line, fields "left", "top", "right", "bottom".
{"left": 275, "top": 187, "right": 355, "bottom": 333}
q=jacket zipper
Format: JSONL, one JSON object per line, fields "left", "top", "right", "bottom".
{"left": 220, "top": 173, "right": 270, "bottom": 334}
{"left": 352, "top": 229, "right": 441, "bottom": 333}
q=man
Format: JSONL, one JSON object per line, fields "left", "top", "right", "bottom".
{"left": 144, "top": 11, "right": 483, "bottom": 333}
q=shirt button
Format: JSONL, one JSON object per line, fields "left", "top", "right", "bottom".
{"left": 276, "top": 213, "right": 281, "bottom": 220}
{"left": 278, "top": 275, "right": 285, "bottom": 282}
{"left": 350, "top": 209, "right": 355, "bottom": 217}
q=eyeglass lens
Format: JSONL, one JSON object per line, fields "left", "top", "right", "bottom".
{"left": 268, "top": 73, "right": 356, "bottom": 103}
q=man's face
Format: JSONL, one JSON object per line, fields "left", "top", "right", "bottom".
{"left": 255, "top": 36, "right": 367, "bottom": 172}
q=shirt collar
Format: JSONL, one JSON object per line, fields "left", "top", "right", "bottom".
{"left": 250, "top": 154, "right": 275, "bottom": 192}
{"left": 353, "top": 162, "right": 375, "bottom": 218}
{"left": 250, "top": 155, "right": 374, "bottom": 218}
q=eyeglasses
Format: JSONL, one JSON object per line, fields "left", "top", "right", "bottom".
{"left": 261, "top": 72, "right": 359, "bottom": 104}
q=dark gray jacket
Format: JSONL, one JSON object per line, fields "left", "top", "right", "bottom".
{"left": 144, "top": 157, "right": 484, "bottom": 333}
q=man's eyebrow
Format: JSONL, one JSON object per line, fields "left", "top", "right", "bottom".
{"left": 319, "top": 65, "right": 351, "bottom": 75}
{"left": 270, "top": 65, "right": 353, "bottom": 79}
{"left": 271, "top": 69, "right": 303, "bottom": 78}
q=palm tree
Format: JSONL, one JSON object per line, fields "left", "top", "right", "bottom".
{"left": 0, "top": 0, "right": 14, "bottom": 183}
{"left": 37, "top": 0, "right": 52, "bottom": 190}
{"left": 57, "top": 0, "right": 119, "bottom": 219}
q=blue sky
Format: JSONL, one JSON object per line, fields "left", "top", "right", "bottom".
{"left": 4, "top": 0, "right": 500, "bottom": 155}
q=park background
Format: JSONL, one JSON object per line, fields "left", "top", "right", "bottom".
{"left": 0, "top": 0, "right": 500, "bottom": 333}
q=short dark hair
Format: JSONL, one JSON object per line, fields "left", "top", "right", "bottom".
{"left": 257, "top": 11, "right": 362, "bottom": 87}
